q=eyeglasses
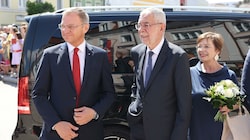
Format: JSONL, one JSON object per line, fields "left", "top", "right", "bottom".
{"left": 135, "top": 23, "right": 162, "bottom": 30}
{"left": 58, "top": 24, "right": 83, "bottom": 30}
{"left": 196, "top": 45, "right": 211, "bottom": 49}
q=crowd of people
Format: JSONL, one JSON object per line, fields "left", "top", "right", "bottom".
{"left": 0, "top": 23, "right": 27, "bottom": 77}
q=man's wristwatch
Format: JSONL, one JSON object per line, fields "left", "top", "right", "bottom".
{"left": 94, "top": 112, "right": 99, "bottom": 120}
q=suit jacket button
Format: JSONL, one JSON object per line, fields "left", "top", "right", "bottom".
{"left": 73, "top": 97, "right": 76, "bottom": 100}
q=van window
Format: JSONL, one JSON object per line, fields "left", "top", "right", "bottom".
{"left": 43, "top": 20, "right": 250, "bottom": 78}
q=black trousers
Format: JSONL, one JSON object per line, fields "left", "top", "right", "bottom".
{"left": 127, "top": 112, "right": 145, "bottom": 140}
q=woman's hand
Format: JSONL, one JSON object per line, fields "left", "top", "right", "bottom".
{"left": 219, "top": 104, "right": 239, "bottom": 115}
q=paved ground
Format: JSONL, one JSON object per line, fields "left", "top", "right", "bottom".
{"left": 0, "top": 74, "right": 18, "bottom": 85}
{"left": 0, "top": 75, "right": 18, "bottom": 140}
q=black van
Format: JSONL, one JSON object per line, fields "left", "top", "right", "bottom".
{"left": 13, "top": 6, "right": 250, "bottom": 140}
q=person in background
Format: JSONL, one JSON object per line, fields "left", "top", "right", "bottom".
{"left": 241, "top": 50, "right": 250, "bottom": 111}
{"left": 114, "top": 50, "right": 126, "bottom": 73}
{"left": 0, "top": 32, "right": 5, "bottom": 61}
{"left": 0, "top": 32, "right": 6, "bottom": 74}
{"left": 189, "top": 32, "right": 238, "bottom": 140}
{"left": 186, "top": 49, "right": 199, "bottom": 67}
{"left": 32, "top": 7, "right": 115, "bottom": 140}
{"left": 0, "top": 36, "right": 3, "bottom": 71}
{"left": 0, "top": 30, "right": 11, "bottom": 75}
{"left": 20, "top": 22, "right": 28, "bottom": 39}
{"left": 114, "top": 49, "right": 134, "bottom": 73}
{"left": 127, "top": 7, "right": 192, "bottom": 140}
{"left": 10, "top": 26, "right": 23, "bottom": 77}
{"left": 6, "top": 25, "right": 14, "bottom": 74}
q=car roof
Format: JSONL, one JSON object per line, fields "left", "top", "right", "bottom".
{"left": 25, "top": 6, "right": 250, "bottom": 23}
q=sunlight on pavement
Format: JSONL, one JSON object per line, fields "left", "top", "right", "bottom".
{"left": 0, "top": 81, "right": 18, "bottom": 140}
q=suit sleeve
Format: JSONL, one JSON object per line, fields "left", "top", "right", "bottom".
{"left": 92, "top": 53, "right": 115, "bottom": 119}
{"left": 32, "top": 51, "right": 62, "bottom": 132}
{"left": 171, "top": 52, "right": 192, "bottom": 140}
{"left": 130, "top": 49, "right": 138, "bottom": 98}
{"left": 241, "top": 50, "right": 250, "bottom": 111}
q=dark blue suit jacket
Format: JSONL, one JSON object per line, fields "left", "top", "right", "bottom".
{"left": 128, "top": 40, "right": 192, "bottom": 140}
{"left": 32, "top": 42, "right": 115, "bottom": 140}
{"left": 242, "top": 50, "right": 250, "bottom": 111}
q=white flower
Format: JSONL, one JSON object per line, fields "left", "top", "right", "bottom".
{"left": 223, "top": 88, "right": 235, "bottom": 98}
{"left": 215, "top": 85, "right": 224, "bottom": 95}
{"left": 204, "top": 79, "right": 245, "bottom": 122}
{"left": 224, "top": 79, "right": 235, "bottom": 87}
{"left": 231, "top": 87, "right": 240, "bottom": 96}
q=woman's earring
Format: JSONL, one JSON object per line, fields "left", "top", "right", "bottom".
{"left": 214, "top": 54, "right": 219, "bottom": 61}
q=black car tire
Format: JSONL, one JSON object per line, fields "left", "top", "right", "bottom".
{"left": 104, "top": 125, "right": 130, "bottom": 140}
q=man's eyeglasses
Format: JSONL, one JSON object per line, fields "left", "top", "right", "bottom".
{"left": 58, "top": 24, "right": 84, "bottom": 30}
{"left": 135, "top": 23, "right": 162, "bottom": 30}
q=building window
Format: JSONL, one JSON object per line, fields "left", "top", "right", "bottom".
{"left": 85, "top": 0, "right": 92, "bottom": 6}
{"left": 74, "top": 2, "right": 82, "bottom": 7}
{"left": 117, "top": 21, "right": 130, "bottom": 27}
{"left": 233, "top": 22, "right": 250, "bottom": 33}
{"left": 1, "top": 0, "right": 9, "bottom": 7}
{"left": 121, "top": 35, "right": 132, "bottom": 43}
{"left": 19, "top": 0, "right": 26, "bottom": 8}
{"left": 100, "top": 23, "right": 108, "bottom": 31}
{"left": 57, "top": 0, "right": 62, "bottom": 10}
{"left": 95, "top": 2, "right": 101, "bottom": 6}
{"left": 171, "top": 31, "right": 202, "bottom": 41}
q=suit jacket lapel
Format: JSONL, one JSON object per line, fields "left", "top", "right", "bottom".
{"left": 145, "top": 40, "right": 169, "bottom": 90}
{"left": 60, "top": 43, "right": 75, "bottom": 91}
{"left": 137, "top": 45, "right": 147, "bottom": 93}
{"left": 81, "top": 43, "right": 94, "bottom": 90}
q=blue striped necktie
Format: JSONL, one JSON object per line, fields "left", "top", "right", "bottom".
{"left": 145, "top": 51, "right": 154, "bottom": 87}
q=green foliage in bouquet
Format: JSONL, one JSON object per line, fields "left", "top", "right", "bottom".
{"left": 203, "top": 79, "right": 246, "bottom": 122}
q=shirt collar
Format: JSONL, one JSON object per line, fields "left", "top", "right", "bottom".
{"left": 146, "top": 37, "right": 164, "bottom": 55}
{"left": 67, "top": 40, "right": 86, "bottom": 53}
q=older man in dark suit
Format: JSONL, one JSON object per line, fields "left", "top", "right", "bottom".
{"left": 127, "top": 7, "right": 192, "bottom": 140}
{"left": 32, "top": 7, "right": 115, "bottom": 140}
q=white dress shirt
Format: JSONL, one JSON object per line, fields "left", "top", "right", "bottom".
{"left": 67, "top": 41, "right": 86, "bottom": 83}
{"left": 143, "top": 37, "right": 164, "bottom": 81}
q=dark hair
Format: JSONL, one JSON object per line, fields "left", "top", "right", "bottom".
{"left": 13, "top": 27, "right": 19, "bottom": 33}
{"left": 12, "top": 24, "right": 18, "bottom": 29}
{"left": 16, "top": 32, "right": 22, "bottom": 39}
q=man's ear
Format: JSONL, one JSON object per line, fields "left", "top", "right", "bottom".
{"left": 161, "top": 24, "right": 166, "bottom": 32}
{"left": 83, "top": 23, "right": 90, "bottom": 33}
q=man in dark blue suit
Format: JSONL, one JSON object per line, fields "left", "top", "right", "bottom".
{"left": 32, "top": 7, "right": 115, "bottom": 140}
{"left": 127, "top": 7, "right": 192, "bottom": 140}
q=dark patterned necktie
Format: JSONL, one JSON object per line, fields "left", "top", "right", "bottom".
{"left": 145, "top": 51, "right": 154, "bottom": 87}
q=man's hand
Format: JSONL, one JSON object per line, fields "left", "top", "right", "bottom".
{"left": 53, "top": 121, "right": 79, "bottom": 140}
{"left": 74, "top": 106, "right": 96, "bottom": 125}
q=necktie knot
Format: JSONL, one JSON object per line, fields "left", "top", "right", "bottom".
{"left": 74, "top": 48, "right": 79, "bottom": 54}
{"left": 148, "top": 51, "right": 154, "bottom": 58}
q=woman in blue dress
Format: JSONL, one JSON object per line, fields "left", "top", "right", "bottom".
{"left": 189, "top": 32, "right": 238, "bottom": 140}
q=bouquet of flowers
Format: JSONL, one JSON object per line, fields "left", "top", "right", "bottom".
{"left": 203, "top": 79, "right": 245, "bottom": 122}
